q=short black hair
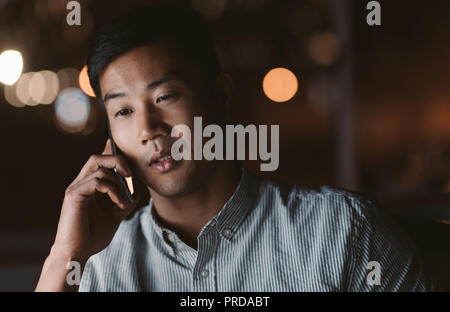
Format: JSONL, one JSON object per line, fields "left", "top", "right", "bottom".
{"left": 87, "top": 4, "right": 221, "bottom": 104}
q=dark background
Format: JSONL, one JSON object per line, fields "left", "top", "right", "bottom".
{"left": 0, "top": 0, "right": 449, "bottom": 291}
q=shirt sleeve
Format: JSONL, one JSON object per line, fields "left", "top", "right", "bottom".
{"left": 345, "top": 195, "right": 437, "bottom": 291}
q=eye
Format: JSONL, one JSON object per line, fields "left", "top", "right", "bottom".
{"left": 156, "top": 93, "right": 177, "bottom": 104}
{"left": 114, "top": 108, "right": 132, "bottom": 118}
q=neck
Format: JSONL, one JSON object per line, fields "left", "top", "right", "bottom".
{"left": 148, "top": 161, "right": 241, "bottom": 250}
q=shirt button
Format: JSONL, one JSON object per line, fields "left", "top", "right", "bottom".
{"left": 167, "top": 233, "right": 176, "bottom": 243}
{"left": 200, "top": 269, "right": 209, "bottom": 279}
{"left": 223, "top": 228, "right": 232, "bottom": 238}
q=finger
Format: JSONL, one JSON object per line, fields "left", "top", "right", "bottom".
{"left": 102, "top": 139, "right": 112, "bottom": 155}
{"left": 72, "top": 154, "right": 132, "bottom": 184}
{"left": 80, "top": 168, "right": 128, "bottom": 200}
{"left": 105, "top": 191, "right": 143, "bottom": 223}
{"left": 121, "top": 192, "right": 143, "bottom": 219}
{"left": 72, "top": 177, "right": 128, "bottom": 209}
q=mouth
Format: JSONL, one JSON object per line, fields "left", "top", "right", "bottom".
{"left": 148, "top": 149, "right": 179, "bottom": 173}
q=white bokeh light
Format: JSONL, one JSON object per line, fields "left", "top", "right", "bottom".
{"left": 55, "top": 88, "right": 90, "bottom": 131}
{"left": 0, "top": 50, "right": 23, "bottom": 85}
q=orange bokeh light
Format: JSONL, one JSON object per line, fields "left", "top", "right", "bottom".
{"left": 78, "top": 65, "right": 95, "bottom": 97}
{"left": 263, "top": 67, "right": 298, "bottom": 102}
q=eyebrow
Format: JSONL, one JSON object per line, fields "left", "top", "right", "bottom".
{"left": 103, "top": 72, "right": 185, "bottom": 105}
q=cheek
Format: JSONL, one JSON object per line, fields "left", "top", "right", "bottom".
{"left": 111, "top": 123, "right": 138, "bottom": 153}
{"left": 115, "top": 126, "right": 133, "bottom": 140}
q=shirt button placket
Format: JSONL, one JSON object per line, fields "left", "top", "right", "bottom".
{"left": 192, "top": 228, "right": 217, "bottom": 292}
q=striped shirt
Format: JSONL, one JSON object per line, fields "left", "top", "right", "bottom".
{"left": 79, "top": 166, "right": 435, "bottom": 291}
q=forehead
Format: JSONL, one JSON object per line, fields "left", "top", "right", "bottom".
{"left": 99, "top": 42, "right": 200, "bottom": 97}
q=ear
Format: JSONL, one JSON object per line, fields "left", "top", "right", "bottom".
{"left": 216, "top": 72, "right": 235, "bottom": 122}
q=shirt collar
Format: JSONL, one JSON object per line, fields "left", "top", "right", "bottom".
{"left": 213, "top": 165, "right": 260, "bottom": 241}
{"left": 146, "top": 165, "right": 260, "bottom": 245}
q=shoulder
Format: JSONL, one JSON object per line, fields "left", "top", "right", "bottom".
{"left": 253, "top": 175, "right": 411, "bottom": 256}
{"left": 255, "top": 175, "right": 377, "bottom": 227}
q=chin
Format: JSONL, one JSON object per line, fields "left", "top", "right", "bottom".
{"left": 144, "top": 159, "right": 210, "bottom": 198}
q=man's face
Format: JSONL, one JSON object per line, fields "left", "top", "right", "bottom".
{"left": 99, "top": 42, "right": 218, "bottom": 198}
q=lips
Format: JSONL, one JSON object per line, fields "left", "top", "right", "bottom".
{"left": 148, "top": 149, "right": 172, "bottom": 166}
{"left": 148, "top": 147, "right": 179, "bottom": 173}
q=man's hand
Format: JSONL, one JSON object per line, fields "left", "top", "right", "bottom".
{"left": 35, "top": 139, "right": 141, "bottom": 291}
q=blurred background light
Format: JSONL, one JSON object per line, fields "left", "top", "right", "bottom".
{"left": 54, "top": 87, "right": 90, "bottom": 133}
{"left": 40, "top": 70, "right": 59, "bottom": 104}
{"left": 308, "top": 32, "right": 340, "bottom": 66}
{"left": 79, "top": 65, "right": 95, "bottom": 97}
{"left": 0, "top": 50, "right": 23, "bottom": 85}
{"left": 28, "top": 72, "right": 46, "bottom": 104}
{"left": 15, "top": 72, "right": 37, "bottom": 106}
{"left": 263, "top": 67, "right": 298, "bottom": 102}
{"left": 4, "top": 84, "right": 24, "bottom": 107}
{"left": 8, "top": 70, "right": 60, "bottom": 106}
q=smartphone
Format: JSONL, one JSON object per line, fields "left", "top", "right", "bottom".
{"left": 106, "top": 123, "right": 134, "bottom": 204}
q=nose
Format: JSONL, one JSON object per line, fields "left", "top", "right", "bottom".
{"left": 137, "top": 105, "right": 167, "bottom": 146}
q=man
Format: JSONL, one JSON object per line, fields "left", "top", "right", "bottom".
{"left": 35, "top": 4, "right": 435, "bottom": 291}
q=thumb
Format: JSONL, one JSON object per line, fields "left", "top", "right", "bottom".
{"left": 102, "top": 139, "right": 112, "bottom": 155}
